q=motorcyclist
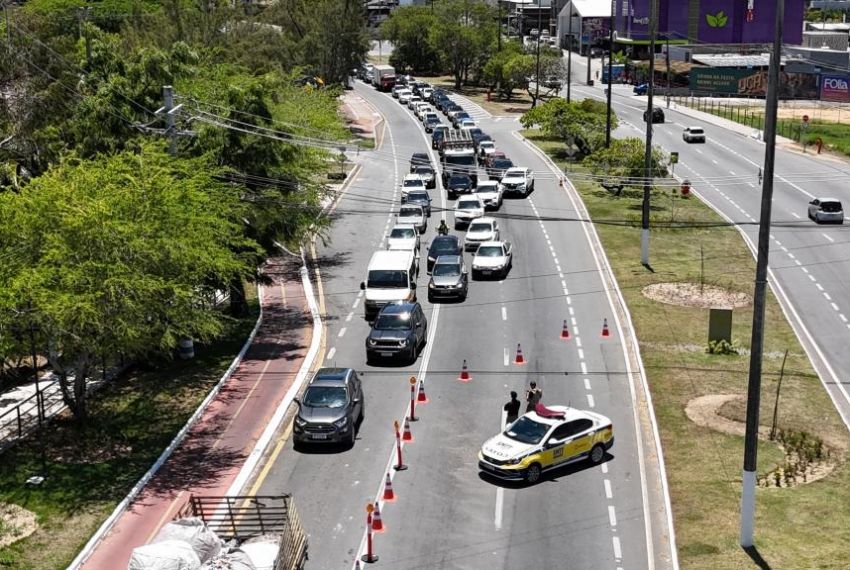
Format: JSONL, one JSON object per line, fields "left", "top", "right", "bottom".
{"left": 437, "top": 219, "right": 449, "bottom": 235}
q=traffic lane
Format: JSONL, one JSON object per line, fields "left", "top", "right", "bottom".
{"left": 370, "top": 201, "right": 619, "bottom": 569}
{"left": 257, "top": 84, "right": 440, "bottom": 569}
{"left": 494, "top": 131, "right": 650, "bottom": 564}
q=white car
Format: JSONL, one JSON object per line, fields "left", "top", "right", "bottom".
{"left": 387, "top": 224, "right": 420, "bottom": 253}
{"left": 477, "top": 140, "right": 496, "bottom": 164}
{"left": 478, "top": 406, "right": 614, "bottom": 484}
{"left": 407, "top": 95, "right": 423, "bottom": 109}
{"left": 391, "top": 85, "right": 405, "bottom": 99}
{"left": 398, "top": 204, "right": 427, "bottom": 232}
{"left": 808, "top": 198, "right": 844, "bottom": 224}
{"left": 471, "top": 240, "right": 512, "bottom": 279}
{"left": 473, "top": 180, "right": 502, "bottom": 210}
{"left": 398, "top": 89, "right": 413, "bottom": 104}
{"left": 464, "top": 218, "right": 500, "bottom": 251}
{"left": 459, "top": 119, "right": 476, "bottom": 131}
{"left": 682, "top": 126, "right": 706, "bottom": 143}
{"left": 499, "top": 167, "right": 534, "bottom": 197}
{"left": 421, "top": 87, "right": 433, "bottom": 100}
{"left": 412, "top": 101, "right": 428, "bottom": 118}
{"left": 453, "top": 195, "right": 485, "bottom": 228}
{"left": 401, "top": 173, "right": 427, "bottom": 200}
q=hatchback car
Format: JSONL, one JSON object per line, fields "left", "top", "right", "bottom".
{"left": 365, "top": 302, "right": 428, "bottom": 364}
{"left": 808, "top": 198, "right": 844, "bottom": 224}
{"left": 454, "top": 195, "right": 485, "bottom": 228}
{"left": 426, "top": 234, "right": 462, "bottom": 273}
{"left": 428, "top": 255, "right": 468, "bottom": 302}
{"left": 293, "top": 368, "right": 364, "bottom": 447}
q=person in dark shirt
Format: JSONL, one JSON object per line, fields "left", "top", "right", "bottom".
{"left": 504, "top": 391, "right": 521, "bottom": 425}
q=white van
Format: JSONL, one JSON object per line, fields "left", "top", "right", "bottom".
{"left": 360, "top": 250, "right": 418, "bottom": 320}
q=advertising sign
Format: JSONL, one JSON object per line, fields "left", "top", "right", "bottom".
{"left": 820, "top": 75, "right": 850, "bottom": 103}
{"left": 690, "top": 68, "right": 819, "bottom": 99}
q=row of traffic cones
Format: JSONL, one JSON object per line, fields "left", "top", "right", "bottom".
{"left": 454, "top": 318, "right": 612, "bottom": 380}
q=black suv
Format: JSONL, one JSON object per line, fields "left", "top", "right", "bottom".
{"left": 644, "top": 107, "right": 665, "bottom": 124}
{"left": 410, "top": 152, "right": 431, "bottom": 171}
{"left": 426, "top": 234, "right": 462, "bottom": 272}
{"left": 293, "top": 368, "right": 364, "bottom": 447}
{"left": 446, "top": 173, "right": 473, "bottom": 199}
{"left": 366, "top": 302, "right": 428, "bottom": 364}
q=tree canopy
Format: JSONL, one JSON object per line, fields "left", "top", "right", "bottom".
{"left": 521, "top": 98, "right": 616, "bottom": 157}
{"left": 582, "top": 137, "right": 669, "bottom": 188}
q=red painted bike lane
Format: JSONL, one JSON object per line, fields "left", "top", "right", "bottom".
{"left": 81, "top": 258, "right": 313, "bottom": 569}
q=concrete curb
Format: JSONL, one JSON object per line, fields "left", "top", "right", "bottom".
{"left": 68, "top": 288, "right": 266, "bottom": 570}
{"left": 515, "top": 131, "right": 679, "bottom": 570}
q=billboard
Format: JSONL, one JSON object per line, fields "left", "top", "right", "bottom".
{"left": 620, "top": 0, "right": 804, "bottom": 45}
{"left": 690, "top": 68, "right": 819, "bottom": 99}
{"left": 820, "top": 75, "right": 850, "bottom": 103}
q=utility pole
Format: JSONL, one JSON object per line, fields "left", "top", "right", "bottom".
{"left": 533, "top": 3, "right": 541, "bottom": 108}
{"left": 665, "top": 35, "right": 671, "bottom": 108}
{"left": 497, "top": 1, "right": 502, "bottom": 50}
{"left": 163, "top": 85, "right": 177, "bottom": 157}
{"left": 740, "top": 0, "right": 784, "bottom": 549}
{"left": 585, "top": 22, "right": 591, "bottom": 85}
{"left": 605, "top": 0, "right": 614, "bottom": 147}
{"left": 640, "top": 0, "right": 658, "bottom": 266}
{"left": 566, "top": 7, "right": 572, "bottom": 103}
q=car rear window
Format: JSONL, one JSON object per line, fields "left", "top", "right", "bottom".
{"left": 821, "top": 201, "right": 843, "bottom": 212}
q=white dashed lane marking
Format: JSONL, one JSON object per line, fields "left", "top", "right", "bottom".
{"left": 604, "top": 479, "right": 613, "bottom": 499}
{"left": 327, "top": 347, "right": 336, "bottom": 361}
{"left": 587, "top": 394, "right": 595, "bottom": 408}
{"left": 501, "top": 306, "right": 507, "bottom": 321}
{"left": 823, "top": 233, "right": 835, "bottom": 243}
{"left": 613, "top": 536, "right": 622, "bottom": 559}
{"left": 584, "top": 378, "right": 591, "bottom": 390}
{"left": 338, "top": 327, "right": 347, "bottom": 338}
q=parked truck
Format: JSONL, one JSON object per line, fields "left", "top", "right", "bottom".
{"left": 372, "top": 64, "right": 396, "bottom": 91}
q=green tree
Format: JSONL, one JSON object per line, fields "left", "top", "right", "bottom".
{"left": 582, "top": 137, "right": 669, "bottom": 191}
{"left": 430, "top": 0, "right": 497, "bottom": 89}
{"left": 382, "top": 5, "right": 441, "bottom": 73}
{"left": 0, "top": 146, "right": 259, "bottom": 421}
{"left": 298, "top": 0, "right": 370, "bottom": 85}
{"left": 482, "top": 41, "right": 527, "bottom": 98}
{"left": 521, "top": 98, "right": 615, "bottom": 157}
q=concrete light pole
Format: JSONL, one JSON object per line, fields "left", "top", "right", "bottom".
{"left": 741, "top": 0, "right": 784, "bottom": 549}
{"left": 566, "top": 5, "right": 572, "bottom": 102}
{"left": 605, "top": 0, "right": 614, "bottom": 147}
{"left": 640, "top": 0, "right": 658, "bottom": 266}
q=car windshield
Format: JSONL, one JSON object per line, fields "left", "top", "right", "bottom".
{"left": 433, "top": 263, "right": 461, "bottom": 277}
{"left": 400, "top": 207, "right": 422, "bottom": 217}
{"left": 449, "top": 176, "right": 471, "bottom": 186}
{"left": 374, "top": 313, "right": 413, "bottom": 330}
{"left": 480, "top": 142, "right": 495, "bottom": 150}
{"left": 457, "top": 200, "right": 480, "bottom": 210}
{"left": 403, "top": 179, "right": 423, "bottom": 187}
{"left": 390, "top": 228, "right": 415, "bottom": 239}
{"left": 414, "top": 166, "right": 433, "bottom": 175}
{"left": 430, "top": 239, "right": 458, "bottom": 255}
{"left": 689, "top": 128, "right": 704, "bottom": 134}
{"left": 504, "top": 416, "right": 549, "bottom": 444}
{"left": 407, "top": 192, "right": 429, "bottom": 202}
{"left": 475, "top": 184, "right": 497, "bottom": 193}
{"left": 476, "top": 246, "right": 503, "bottom": 257}
{"left": 469, "top": 222, "right": 492, "bottom": 233}
{"left": 821, "top": 201, "right": 843, "bottom": 212}
{"left": 367, "top": 270, "right": 408, "bottom": 288}
{"left": 302, "top": 386, "right": 348, "bottom": 409}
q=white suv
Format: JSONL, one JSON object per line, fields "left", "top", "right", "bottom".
{"left": 499, "top": 167, "right": 534, "bottom": 197}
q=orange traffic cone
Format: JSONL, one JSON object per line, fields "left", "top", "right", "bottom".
{"left": 601, "top": 318, "right": 610, "bottom": 338}
{"left": 402, "top": 417, "right": 413, "bottom": 442}
{"left": 458, "top": 359, "right": 471, "bottom": 382}
{"left": 560, "top": 320, "right": 571, "bottom": 340}
{"left": 417, "top": 379, "right": 428, "bottom": 403}
{"left": 372, "top": 502, "right": 385, "bottom": 533}
{"left": 515, "top": 343, "right": 526, "bottom": 365}
{"left": 382, "top": 472, "right": 396, "bottom": 502}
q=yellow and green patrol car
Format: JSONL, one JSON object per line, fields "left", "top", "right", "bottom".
{"left": 478, "top": 406, "right": 614, "bottom": 484}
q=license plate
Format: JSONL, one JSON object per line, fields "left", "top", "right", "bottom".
{"left": 311, "top": 433, "right": 328, "bottom": 440}
{"left": 380, "top": 351, "right": 393, "bottom": 357}
{"left": 482, "top": 270, "right": 492, "bottom": 275}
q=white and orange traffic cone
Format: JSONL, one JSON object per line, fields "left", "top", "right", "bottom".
{"left": 402, "top": 417, "right": 413, "bottom": 442}
{"left": 560, "top": 320, "right": 571, "bottom": 340}
{"left": 417, "top": 379, "right": 428, "bottom": 403}
{"left": 515, "top": 343, "right": 526, "bottom": 365}
{"left": 458, "top": 359, "right": 471, "bottom": 382}
{"left": 371, "top": 501, "right": 385, "bottom": 533}
{"left": 601, "top": 318, "right": 610, "bottom": 338}
{"left": 382, "top": 472, "right": 396, "bottom": 502}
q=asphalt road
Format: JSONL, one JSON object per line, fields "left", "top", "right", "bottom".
{"left": 567, "top": 81, "right": 850, "bottom": 428}
{"left": 257, "top": 82, "right": 674, "bottom": 569}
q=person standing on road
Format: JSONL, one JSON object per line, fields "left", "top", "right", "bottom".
{"left": 525, "top": 382, "right": 543, "bottom": 413}
{"left": 504, "top": 391, "right": 521, "bottom": 425}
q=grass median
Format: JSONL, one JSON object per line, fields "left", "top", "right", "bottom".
{"left": 523, "top": 129, "right": 850, "bottom": 569}
{"left": 0, "top": 297, "right": 259, "bottom": 570}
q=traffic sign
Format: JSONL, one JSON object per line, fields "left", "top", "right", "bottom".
{"left": 670, "top": 151, "right": 679, "bottom": 164}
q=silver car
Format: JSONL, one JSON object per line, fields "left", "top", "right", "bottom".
{"left": 808, "top": 198, "right": 844, "bottom": 224}
{"left": 398, "top": 204, "right": 427, "bottom": 232}
{"left": 427, "top": 255, "right": 468, "bottom": 301}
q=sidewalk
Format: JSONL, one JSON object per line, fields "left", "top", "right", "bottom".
{"left": 78, "top": 257, "right": 313, "bottom": 569}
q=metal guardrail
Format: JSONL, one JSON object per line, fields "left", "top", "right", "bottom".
{"left": 0, "top": 379, "right": 65, "bottom": 454}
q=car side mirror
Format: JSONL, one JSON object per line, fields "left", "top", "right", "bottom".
{"left": 360, "top": 281, "right": 366, "bottom": 290}
{"left": 293, "top": 397, "right": 302, "bottom": 409}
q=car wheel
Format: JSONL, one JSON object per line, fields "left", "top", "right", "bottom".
{"left": 589, "top": 444, "right": 606, "bottom": 465}
{"left": 428, "top": 293, "right": 434, "bottom": 303}
{"left": 524, "top": 463, "right": 542, "bottom": 484}
{"left": 347, "top": 427, "right": 357, "bottom": 447}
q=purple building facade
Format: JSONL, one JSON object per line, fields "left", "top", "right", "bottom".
{"left": 616, "top": 0, "right": 804, "bottom": 45}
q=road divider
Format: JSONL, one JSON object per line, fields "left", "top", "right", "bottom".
{"left": 408, "top": 376, "right": 419, "bottom": 422}
{"left": 393, "top": 420, "right": 408, "bottom": 471}
{"left": 601, "top": 318, "right": 611, "bottom": 338}
{"left": 383, "top": 473, "right": 396, "bottom": 502}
